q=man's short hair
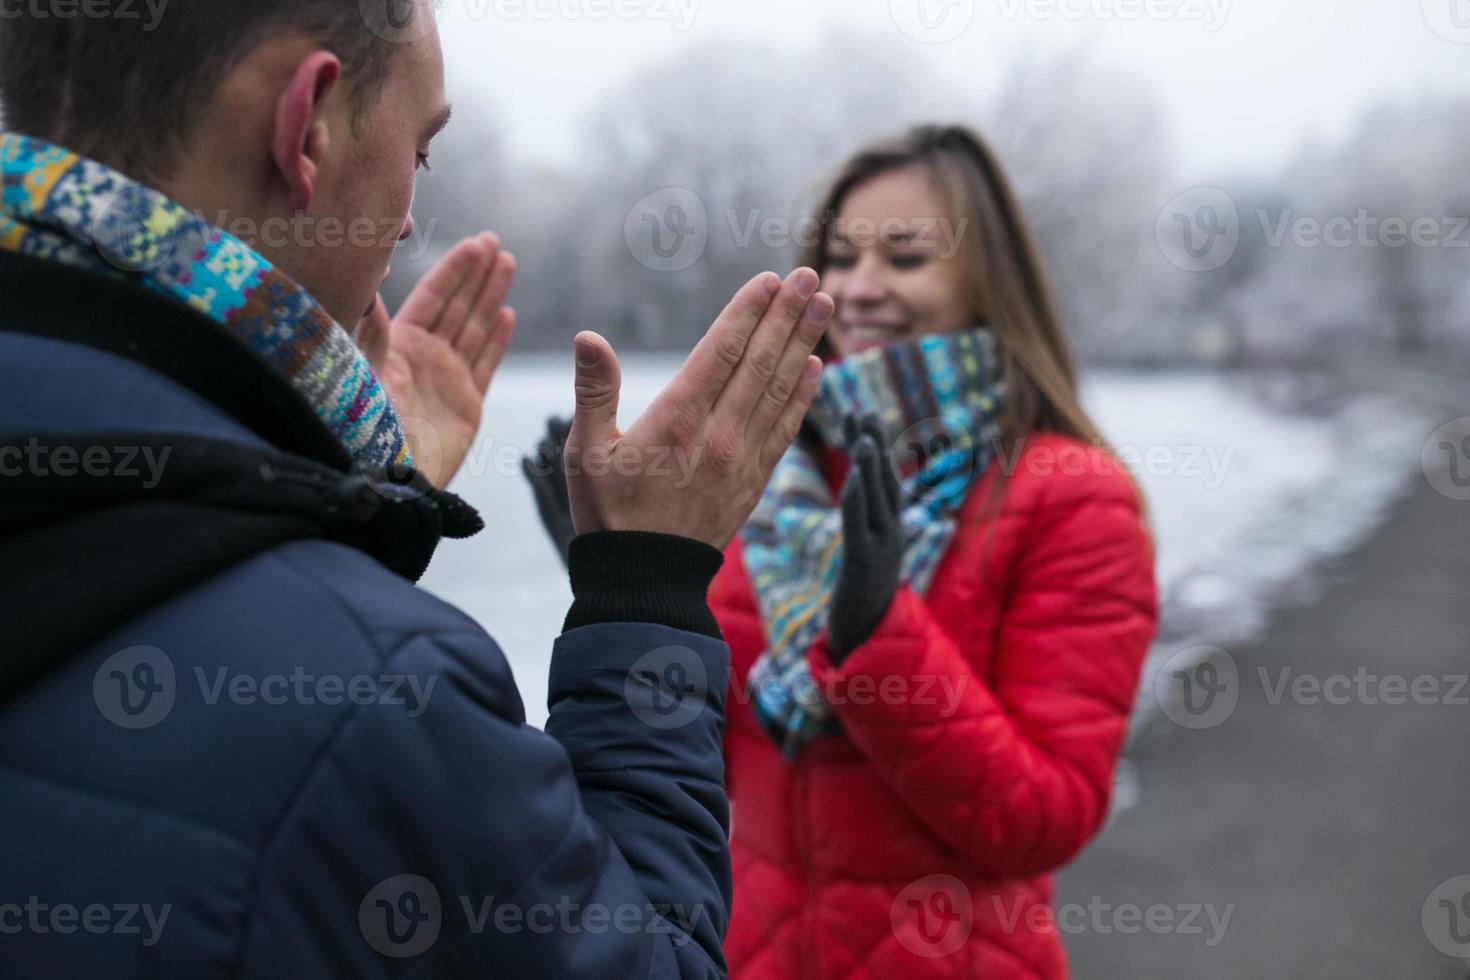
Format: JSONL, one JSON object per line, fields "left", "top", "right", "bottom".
{"left": 0, "top": 0, "right": 416, "bottom": 181}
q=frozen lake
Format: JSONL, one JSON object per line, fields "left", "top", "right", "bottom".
{"left": 421, "top": 353, "right": 1429, "bottom": 729}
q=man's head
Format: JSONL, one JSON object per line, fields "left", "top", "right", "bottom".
{"left": 0, "top": 0, "right": 450, "bottom": 326}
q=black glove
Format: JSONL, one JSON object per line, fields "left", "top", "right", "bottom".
{"left": 828, "top": 413, "right": 905, "bottom": 663}
{"left": 521, "top": 416, "right": 577, "bottom": 568}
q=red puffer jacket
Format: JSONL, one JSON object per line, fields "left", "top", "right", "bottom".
{"left": 711, "top": 432, "right": 1159, "bottom": 979}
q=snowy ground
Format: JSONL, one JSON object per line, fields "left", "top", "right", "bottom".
{"left": 421, "top": 353, "right": 1432, "bottom": 730}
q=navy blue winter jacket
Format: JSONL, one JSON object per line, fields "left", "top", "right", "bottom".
{"left": 0, "top": 252, "right": 732, "bottom": 978}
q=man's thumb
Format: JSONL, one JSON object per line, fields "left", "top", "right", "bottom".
{"left": 571, "top": 331, "right": 621, "bottom": 442}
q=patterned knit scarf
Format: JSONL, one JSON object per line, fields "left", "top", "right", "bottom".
{"left": 0, "top": 134, "right": 411, "bottom": 469}
{"left": 742, "top": 328, "right": 1006, "bottom": 756}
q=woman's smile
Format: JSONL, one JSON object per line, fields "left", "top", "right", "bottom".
{"left": 841, "top": 319, "right": 913, "bottom": 353}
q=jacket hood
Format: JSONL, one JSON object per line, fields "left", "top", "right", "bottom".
{"left": 0, "top": 251, "right": 481, "bottom": 700}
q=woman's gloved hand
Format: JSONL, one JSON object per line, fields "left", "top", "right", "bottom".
{"left": 828, "top": 413, "right": 905, "bottom": 663}
{"left": 521, "top": 416, "right": 576, "bottom": 568}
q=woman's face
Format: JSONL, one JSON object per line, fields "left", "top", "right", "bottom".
{"left": 821, "top": 165, "right": 974, "bottom": 357}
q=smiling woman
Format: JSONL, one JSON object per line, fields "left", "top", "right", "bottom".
{"left": 710, "top": 124, "right": 1159, "bottom": 979}
{"left": 801, "top": 125, "right": 1115, "bottom": 462}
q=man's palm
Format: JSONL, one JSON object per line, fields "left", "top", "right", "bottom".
{"left": 356, "top": 233, "right": 517, "bottom": 488}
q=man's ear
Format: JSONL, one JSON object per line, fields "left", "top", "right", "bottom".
{"left": 272, "top": 51, "right": 343, "bottom": 214}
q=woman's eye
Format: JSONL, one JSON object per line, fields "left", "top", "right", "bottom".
{"left": 890, "top": 253, "right": 928, "bottom": 270}
{"left": 416, "top": 153, "right": 433, "bottom": 173}
{"left": 827, "top": 254, "right": 858, "bottom": 270}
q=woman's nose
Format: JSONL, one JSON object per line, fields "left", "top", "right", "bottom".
{"left": 841, "top": 253, "right": 888, "bottom": 306}
{"left": 398, "top": 214, "right": 416, "bottom": 243}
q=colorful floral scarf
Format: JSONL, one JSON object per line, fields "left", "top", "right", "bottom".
{"left": 742, "top": 328, "right": 1006, "bottom": 756}
{"left": 0, "top": 134, "right": 411, "bottom": 469}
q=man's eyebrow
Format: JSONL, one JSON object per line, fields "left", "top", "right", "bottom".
{"left": 422, "top": 103, "right": 454, "bottom": 143}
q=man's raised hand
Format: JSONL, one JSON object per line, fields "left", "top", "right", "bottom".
{"left": 564, "top": 268, "right": 833, "bottom": 550}
{"left": 355, "top": 233, "right": 517, "bottom": 488}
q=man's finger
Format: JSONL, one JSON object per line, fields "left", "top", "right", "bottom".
{"left": 711, "top": 268, "right": 820, "bottom": 431}
{"left": 457, "top": 248, "right": 516, "bottom": 355}
{"left": 744, "top": 290, "right": 833, "bottom": 443}
{"left": 472, "top": 307, "right": 516, "bottom": 391}
{"left": 400, "top": 235, "right": 491, "bottom": 333}
{"left": 759, "top": 356, "right": 822, "bottom": 475}
{"left": 656, "top": 272, "right": 780, "bottom": 420}
{"left": 438, "top": 235, "right": 499, "bottom": 343}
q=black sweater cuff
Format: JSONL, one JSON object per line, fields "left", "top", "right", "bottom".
{"left": 563, "top": 531, "right": 725, "bottom": 639}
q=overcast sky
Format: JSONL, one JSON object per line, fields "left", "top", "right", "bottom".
{"left": 435, "top": 0, "right": 1470, "bottom": 182}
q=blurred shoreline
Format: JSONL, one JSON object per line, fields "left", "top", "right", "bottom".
{"left": 1058, "top": 374, "right": 1470, "bottom": 976}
